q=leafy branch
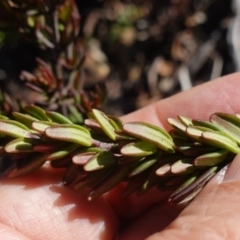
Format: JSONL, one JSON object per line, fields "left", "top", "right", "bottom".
{"left": 0, "top": 105, "right": 238, "bottom": 204}
{"left": 0, "top": 0, "right": 237, "bottom": 206}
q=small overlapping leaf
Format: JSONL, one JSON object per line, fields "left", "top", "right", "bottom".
{"left": 210, "top": 113, "right": 240, "bottom": 144}
{"left": 168, "top": 173, "right": 201, "bottom": 204}
{"left": 202, "top": 131, "right": 240, "bottom": 154}
{"left": 167, "top": 118, "right": 187, "bottom": 133}
{"left": 178, "top": 116, "right": 193, "bottom": 126}
{"left": 120, "top": 140, "right": 157, "bottom": 157}
{"left": 156, "top": 163, "right": 171, "bottom": 176}
{"left": 46, "top": 143, "right": 79, "bottom": 161}
{"left": 177, "top": 187, "right": 203, "bottom": 204}
{"left": 171, "top": 158, "right": 194, "bottom": 174}
{"left": 108, "top": 115, "right": 123, "bottom": 131}
{"left": 0, "top": 119, "right": 33, "bottom": 138}
{"left": 83, "top": 151, "right": 115, "bottom": 171}
{"left": 46, "top": 111, "right": 73, "bottom": 124}
{"left": 177, "top": 144, "right": 216, "bottom": 157}
{"left": 74, "top": 168, "right": 109, "bottom": 190}
{"left": 92, "top": 109, "right": 117, "bottom": 141}
{"left": 169, "top": 129, "right": 189, "bottom": 140}
{"left": 84, "top": 119, "right": 107, "bottom": 137}
{"left": 192, "top": 119, "right": 221, "bottom": 131}
{"left": 129, "top": 157, "right": 158, "bottom": 177}
{"left": 88, "top": 165, "right": 130, "bottom": 200}
{"left": 32, "top": 121, "right": 57, "bottom": 133}
{"left": 68, "top": 105, "right": 84, "bottom": 123}
{"left": 194, "top": 149, "right": 229, "bottom": 166}
{"left": 73, "top": 152, "right": 96, "bottom": 165}
{"left": 169, "top": 166, "right": 218, "bottom": 204}
{"left": 12, "top": 112, "right": 38, "bottom": 128}
{"left": 5, "top": 138, "right": 33, "bottom": 153}
{"left": 155, "top": 154, "right": 183, "bottom": 176}
{"left": 123, "top": 122, "right": 175, "bottom": 152}
{"left": 45, "top": 124, "right": 92, "bottom": 146}
{"left": 139, "top": 169, "right": 160, "bottom": 195}
{"left": 185, "top": 126, "right": 209, "bottom": 141}
{"left": 8, "top": 153, "right": 48, "bottom": 178}
{"left": 24, "top": 105, "right": 50, "bottom": 121}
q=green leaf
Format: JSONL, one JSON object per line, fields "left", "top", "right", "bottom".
{"left": 84, "top": 119, "right": 105, "bottom": 133}
{"left": 72, "top": 152, "right": 96, "bottom": 165}
{"left": 202, "top": 131, "right": 240, "bottom": 154}
{"left": 194, "top": 149, "right": 229, "bottom": 166}
{"left": 170, "top": 174, "right": 198, "bottom": 197}
{"left": 155, "top": 163, "right": 171, "bottom": 176}
{"left": 84, "top": 151, "right": 115, "bottom": 171}
{"left": 210, "top": 113, "right": 240, "bottom": 144}
{"left": 120, "top": 140, "right": 157, "bottom": 157}
{"left": 88, "top": 165, "right": 130, "bottom": 200}
{"left": 5, "top": 138, "right": 33, "bottom": 153}
{"left": 169, "top": 166, "right": 218, "bottom": 204}
{"left": 192, "top": 119, "right": 221, "bottom": 131}
{"left": 8, "top": 154, "right": 48, "bottom": 178}
{"left": 155, "top": 154, "right": 182, "bottom": 176}
{"left": 169, "top": 129, "right": 189, "bottom": 140}
{"left": 178, "top": 116, "right": 193, "bottom": 126}
{"left": 68, "top": 105, "right": 83, "bottom": 123}
{"left": 73, "top": 168, "right": 109, "bottom": 190}
{"left": 123, "top": 122, "right": 175, "bottom": 152}
{"left": 46, "top": 111, "right": 73, "bottom": 124}
{"left": 24, "top": 105, "right": 50, "bottom": 121}
{"left": 108, "top": 116, "right": 123, "bottom": 130}
{"left": 171, "top": 159, "right": 194, "bottom": 174}
{"left": 12, "top": 112, "right": 38, "bottom": 129}
{"left": 32, "top": 121, "right": 57, "bottom": 133}
{"left": 46, "top": 143, "right": 79, "bottom": 161}
{"left": 139, "top": 170, "right": 159, "bottom": 195}
{"left": 177, "top": 144, "right": 216, "bottom": 157}
{"left": 0, "top": 119, "right": 33, "bottom": 138}
{"left": 45, "top": 124, "right": 92, "bottom": 146}
{"left": 129, "top": 157, "right": 158, "bottom": 177}
{"left": 167, "top": 118, "right": 187, "bottom": 133}
{"left": 185, "top": 126, "right": 209, "bottom": 141}
{"left": 92, "top": 109, "right": 117, "bottom": 141}
{"left": 177, "top": 187, "right": 203, "bottom": 204}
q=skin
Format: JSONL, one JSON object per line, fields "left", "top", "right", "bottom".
{"left": 1, "top": 72, "right": 240, "bottom": 239}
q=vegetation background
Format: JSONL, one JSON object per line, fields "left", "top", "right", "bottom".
{"left": 0, "top": 0, "right": 236, "bottom": 116}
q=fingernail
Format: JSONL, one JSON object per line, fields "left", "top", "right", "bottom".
{"left": 223, "top": 153, "right": 240, "bottom": 182}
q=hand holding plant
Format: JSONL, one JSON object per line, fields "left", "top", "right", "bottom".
{"left": 0, "top": 74, "right": 239, "bottom": 240}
